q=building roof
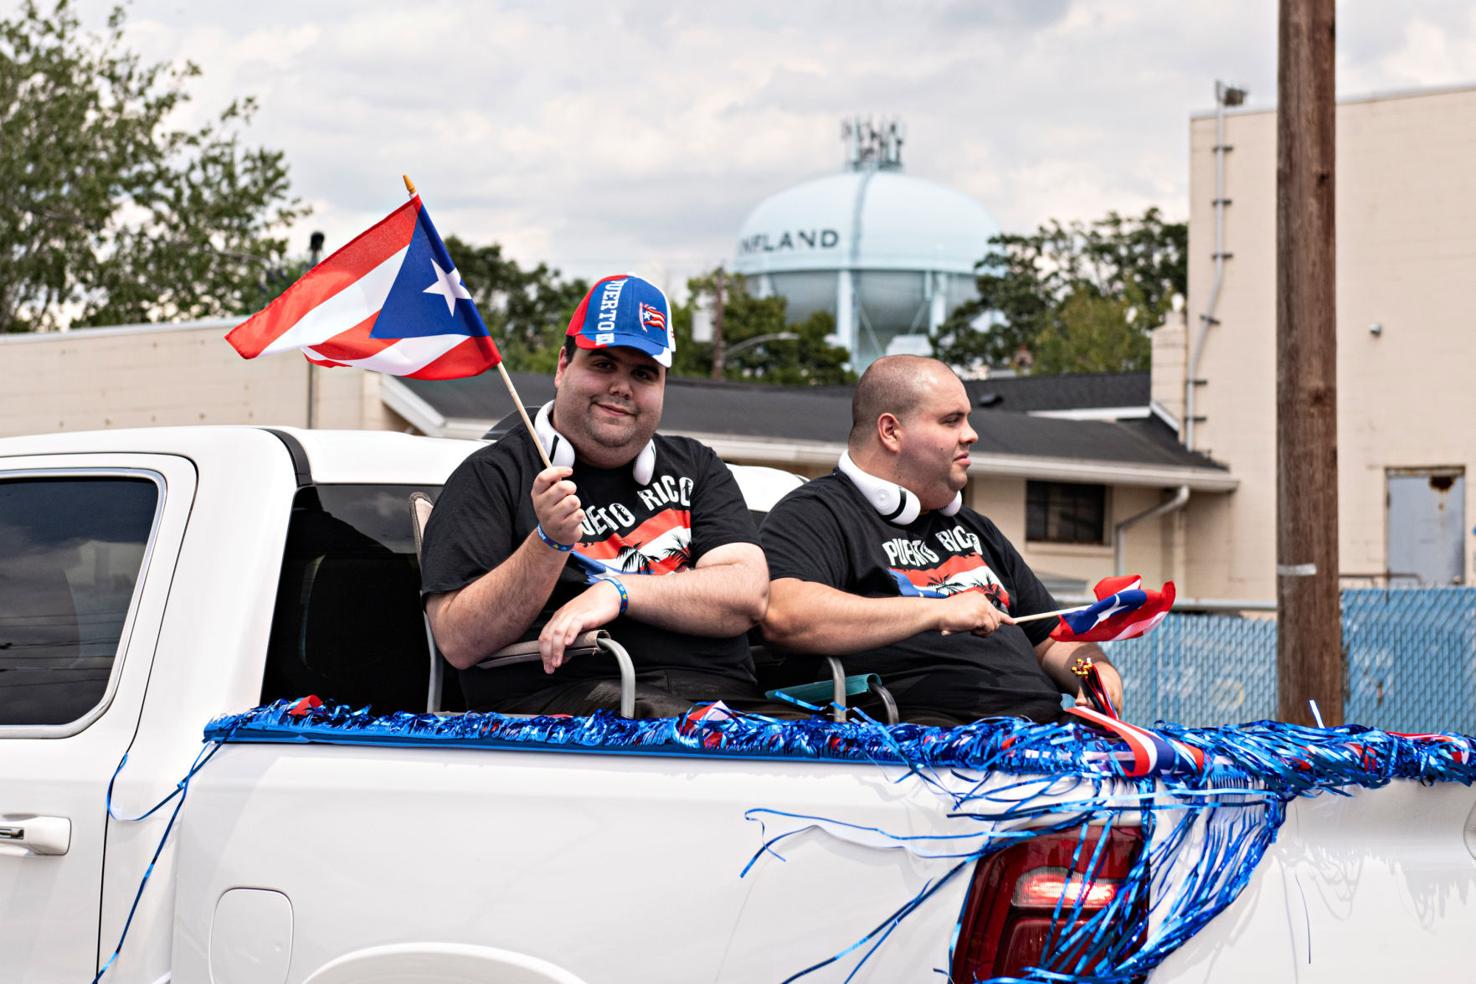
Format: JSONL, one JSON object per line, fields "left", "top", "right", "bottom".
{"left": 965, "top": 372, "right": 1151, "bottom": 414}
{"left": 397, "top": 372, "right": 849, "bottom": 444}
{"left": 976, "top": 412, "right": 1215, "bottom": 470}
{"left": 390, "top": 370, "right": 1230, "bottom": 490}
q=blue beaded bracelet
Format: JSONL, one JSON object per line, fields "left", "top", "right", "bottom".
{"left": 593, "top": 574, "right": 628, "bottom": 615}
{"left": 535, "top": 524, "right": 573, "bottom": 552}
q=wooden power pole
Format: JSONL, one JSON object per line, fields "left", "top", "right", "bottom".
{"left": 1276, "top": 0, "right": 1342, "bottom": 724}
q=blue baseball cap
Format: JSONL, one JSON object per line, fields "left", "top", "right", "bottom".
{"left": 565, "top": 274, "right": 674, "bottom": 367}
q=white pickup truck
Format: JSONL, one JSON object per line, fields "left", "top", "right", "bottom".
{"left": 3, "top": 425, "right": 1474, "bottom": 984}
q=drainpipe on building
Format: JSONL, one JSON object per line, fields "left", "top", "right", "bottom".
{"left": 1114, "top": 485, "right": 1190, "bottom": 576}
{"left": 1186, "top": 81, "right": 1247, "bottom": 452}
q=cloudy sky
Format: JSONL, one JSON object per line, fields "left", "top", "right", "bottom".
{"left": 65, "top": 0, "right": 1476, "bottom": 289}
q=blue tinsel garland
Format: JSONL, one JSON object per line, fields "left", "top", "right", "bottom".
{"left": 190, "top": 700, "right": 1473, "bottom": 983}
{"left": 203, "top": 698, "right": 1475, "bottom": 788}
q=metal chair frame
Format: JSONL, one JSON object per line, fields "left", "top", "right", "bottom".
{"left": 409, "top": 492, "right": 636, "bottom": 718}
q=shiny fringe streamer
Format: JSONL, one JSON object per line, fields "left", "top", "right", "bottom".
{"left": 202, "top": 700, "right": 1475, "bottom": 982}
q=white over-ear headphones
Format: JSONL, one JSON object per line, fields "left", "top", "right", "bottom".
{"left": 534, "top": 401, "right": 657, "bottom": 485}
{"left": 837, "top": 451, "right": 962, "bottom": 526}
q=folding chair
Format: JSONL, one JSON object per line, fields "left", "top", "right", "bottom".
{"left": 764, "top": 654, "right": 899, "bottom": 725}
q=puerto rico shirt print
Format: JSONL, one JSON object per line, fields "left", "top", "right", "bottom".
{"left": 880, "top": 524, "right": 1012, "bottom": 609}
{"left": 572, "top": 506, "right": 693, "bottom": 578}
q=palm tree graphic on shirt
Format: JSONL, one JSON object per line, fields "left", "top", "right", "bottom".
{"left": 576, "top": 509, "right": 693, "bottom": 578}
{"left": 612, "top": 544, "right": 656, "bottom": 575}
{"left": 892, "top": 554, "right": 1011, "bottom": 610}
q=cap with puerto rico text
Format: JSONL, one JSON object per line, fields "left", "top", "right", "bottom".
{"left": 565, "top": 274, "right": 674, "bottom": 367}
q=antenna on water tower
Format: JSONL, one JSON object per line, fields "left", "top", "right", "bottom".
{"left": 842, "top": 115, "right": 905, "bottom": 171}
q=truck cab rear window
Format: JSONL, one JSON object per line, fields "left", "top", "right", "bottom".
{"left": 260, "top": 485, "right": 440, "bottom": 713}
{"left": 0, "top": 477, "right": 158, "bottom": 726}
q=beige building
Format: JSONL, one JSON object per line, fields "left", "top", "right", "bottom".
{"left": 0, "top": 320, "right": 404, "bottom": 435}
{"left": 1164, "top": 83, "right": 1476, "bottom": 602}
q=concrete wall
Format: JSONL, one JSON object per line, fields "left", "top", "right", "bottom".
{"left": 0, "top": 323, "right": 393, "bottom": 437}
{"left": 1182, "top": 85, "right": 1476, "bottom": 600}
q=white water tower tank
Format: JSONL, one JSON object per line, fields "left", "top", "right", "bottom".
{"left": 732, "top": 119, "right": 1000, "bottom": 370}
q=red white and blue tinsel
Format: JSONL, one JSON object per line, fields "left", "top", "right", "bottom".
{"left": 187, "top": 701, "right": 1474, "bottom": 982}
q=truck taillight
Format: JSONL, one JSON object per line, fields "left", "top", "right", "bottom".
{"left": 951, "top": 827, "right": 1146, "bottom": 983}
{"left": 1011, "top": 866, "right": 1123, "bottom": 908}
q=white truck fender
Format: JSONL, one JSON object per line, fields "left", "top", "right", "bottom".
{"left": 301, "top": 943, "right": 589, "bottom": 984}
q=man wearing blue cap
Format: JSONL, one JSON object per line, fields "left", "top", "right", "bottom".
{"left": 420, "top": 274, "right": 774, "bottom": 716}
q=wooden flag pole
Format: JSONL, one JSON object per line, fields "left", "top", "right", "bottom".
{"left": 498, "top": 363, "right": 554, "bottom": 471}
{"left": 401, "top": 173, "right": 553, "bottom": 471}
{"left": 1013, "top": 605, "right": 1090, "bottom": 625}
{"left": 939, "top": 602, "right": 1086, "bottom": 636}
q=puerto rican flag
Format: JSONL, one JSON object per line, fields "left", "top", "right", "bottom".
{"left": 1067, "top": 704, "right": 1205, "bottom": 778}
{"left": 1050, "top": 575, "right": 1175, "bottom": 643}
{"left": 226, "top": 195, "right": 500, "bottom": 379}
{"left": 638, "top": 301, "right": 667, "bottom": 332}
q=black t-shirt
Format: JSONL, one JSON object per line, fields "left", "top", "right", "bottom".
{"left": 420, "top": 428, "right": 760, "bottom": 709}
{"left": 760, "top": 471, "right": 1064, "bottom": 721}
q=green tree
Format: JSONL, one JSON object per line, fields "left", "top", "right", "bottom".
{"left": 444, "top": 237, "right": 587, "bottom": 373}
{"left": 0, "top": 1, "right": 306, "bottom": 332}
{"left": 931, "top": 207, "right": 1185, "bottom": 374}
{"left": 1031, "top": 288, "right": 1152, "bottom": 375}
{"left": 671, "top": 270, "right": 853, "bottom": 385}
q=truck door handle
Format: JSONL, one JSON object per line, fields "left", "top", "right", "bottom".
{"left": 0, "top": 816, "right": 71, "bottom": 856}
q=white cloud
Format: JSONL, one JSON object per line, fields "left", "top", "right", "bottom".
{"left": 1338, "top": 12, "right": 1476, "bottom": 93}
{"left": 60, "top": 0, "right": 1476, "bottom": 286}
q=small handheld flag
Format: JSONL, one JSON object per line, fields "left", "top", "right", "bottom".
{"left": 1047, "top": 575, "right": 1175, "bottom": 643}
{"left": 226, "top": 191, "right": 500, "bottom": 380}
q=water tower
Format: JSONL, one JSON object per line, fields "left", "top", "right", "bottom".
{"left": 732, "top": 118, "right": 1000, "bottom": 370}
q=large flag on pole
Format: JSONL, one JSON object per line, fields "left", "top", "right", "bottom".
{"left": 1049, "top": 575, "right": 1175, "bottom": 643}
{"left": 226, "top": 194, "right": 500, "bottom": 379}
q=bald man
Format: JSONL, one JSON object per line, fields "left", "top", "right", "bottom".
{"left": 760, "top": 355, "right": 1123, "bottom": 726}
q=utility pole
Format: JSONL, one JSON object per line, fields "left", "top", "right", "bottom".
{"left": 1276, "top": 0, "right": 1342, "bottom": 725}
{"left": 710, "top": 267, "right": 727, "bottom": 380}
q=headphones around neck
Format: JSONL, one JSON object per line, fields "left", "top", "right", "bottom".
{"left": 837, "top": 451, "right": 962, "bottom": 526}
{"left": 533, "top": 401, "right": 656, "bottom": 485}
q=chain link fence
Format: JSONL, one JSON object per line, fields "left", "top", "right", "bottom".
{"left": 1107, "top": 588, "right": 1476, "bottom": 732}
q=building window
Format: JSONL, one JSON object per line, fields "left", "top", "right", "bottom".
{"left": 1027, "top": 481, "right": 1107, "bottom": 545}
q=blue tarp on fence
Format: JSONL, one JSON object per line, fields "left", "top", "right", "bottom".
{"left": 1108, "top": 587, "right": 1476, "bottom": 732}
